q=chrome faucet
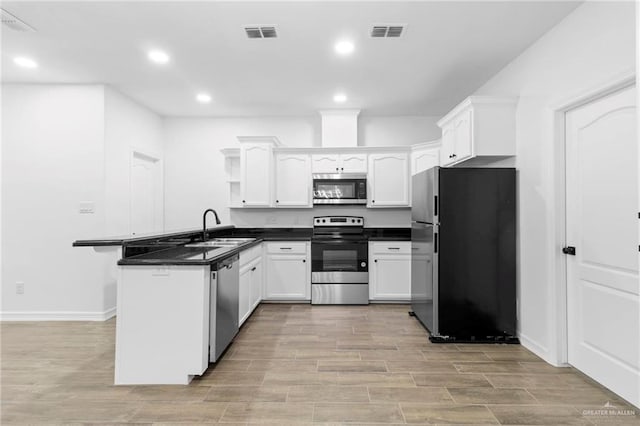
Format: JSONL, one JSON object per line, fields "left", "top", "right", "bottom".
{"left": 203, "top": 209, "right": 221, "bottom": 242}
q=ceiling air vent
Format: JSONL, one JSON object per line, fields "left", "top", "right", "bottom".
{"left": 370, "top": 24, "right": 406, "bottom": 38}
{"left": 1, "top": 8, "right": 36, "bottom": 32}
{"left": 244, "top": 25, "right": 278, "bottom": 39}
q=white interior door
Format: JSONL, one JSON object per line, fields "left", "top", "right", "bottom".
{"left": 130, "top": 151, "right": 161, "bottom": 236}
{"left": 566, "top": 85, "right": 639, "bottom": 407}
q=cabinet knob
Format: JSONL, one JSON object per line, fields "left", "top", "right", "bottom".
{"left": 242, "top": 200, "right": 246, "bottom": 203}
{"left": 374, "top": 259, "right": 377, "bottom": 263}
{"left": 251, "top": 266, "right": 257, "bottom": 271}
{"left": 302, "top": 259, "right": 306, "bottom": 263}
{"left": 341, "top": 167, "right": 344, "bottom": 171}
{"left": 452, "top": 154, "right": 457, "bottom": 158}
{"left": 336, "top": 167, "right": 339, "bottom": 171}
{"left": 372, "top": 200, "right": 375, "bottom": 203}
{"left": 276, "top": 200, "right": 279, "bottom": 203}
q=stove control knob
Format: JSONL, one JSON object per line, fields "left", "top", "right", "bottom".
{"left": 351, "top": 219, "right": 355, "bottom": 223}
{"left": 322, "top": 219, "right": 326, "bottom": 223}
{"left": 361, "top": 262, "right": 367, "bottom": 267}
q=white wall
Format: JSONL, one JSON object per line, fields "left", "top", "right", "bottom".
{"left": 1, "top": 85, "right": 163, "bottom": 320}
{"left": 231, "top": 207, "right": 410, "bottom": 228}
{"left": 359, "top": 116, "right": 441, "bottom": 147}
{"left": 163, "top": 115, "right": 427, "bottom": 230}
{"left": 104, "top": 87, "right": 164, "bottom": 236}
{"left": 1, "top": 85, "right": 108, "bottom": 319}
{"left": 472, "top": 1, "right": 636, "bottom": 364}
{"left": 101, "top": 88, "right": 164, "bottom": 310}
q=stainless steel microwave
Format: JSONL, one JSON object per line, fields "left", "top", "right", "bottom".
{"left": 312, "top": 173, "right": 367, "bottom": 205}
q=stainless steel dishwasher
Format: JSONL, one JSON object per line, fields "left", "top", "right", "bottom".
{"left": 209, "top": 254, "right": 239, "bottom": 362}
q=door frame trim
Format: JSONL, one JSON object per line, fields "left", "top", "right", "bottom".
{"left": 548, "top": 68, "right": 635, "bottom": 366}
{"left": 129, "top": 148, "right": 163, "bottom": 236}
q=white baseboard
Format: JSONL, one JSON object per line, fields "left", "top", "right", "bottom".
{"left": 0, "top": 306, "right": 116, "bottom": 322}
{"left": 518, "top": 332, "right": 558, "bottom": 364}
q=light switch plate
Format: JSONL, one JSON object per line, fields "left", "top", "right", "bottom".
{"left": 79, "top": 201, "right": 95, "bottom": 214}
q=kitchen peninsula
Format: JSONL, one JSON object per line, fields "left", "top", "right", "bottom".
{"left": 74, "top": 224, "right": 409, "bottom": 385}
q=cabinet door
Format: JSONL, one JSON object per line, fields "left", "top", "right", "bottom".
{"left": 340, "top": 153, "right": 368, "bottom": 173}
{"left": 275, "top": 154, "right": 311, "bottom": 207}
{"left": 250, "top": 258, "right": 263, "bottom": 310}
{"left": 241, "top": 144, "right": 273, "bottom": 207}
{"left": 370, "top": 255, "right": 411, "bottom": 300}
{"left": 412, "top": 146, "right": 440, "bottom": 175}
{"left": 440, "top": 124, "right": 456, "bottom": 166}
{"left": 454, "top": 109, "right": 473, "bottom": 163}
{"left": 264, "top": 254, "right": 309, "bottom": 300}
{"left": 311, "top": 154, "right": 340, "bottom": 173}
{"left": 368, "top": 153, "right": 410, "bottom": 207}
{"left": 239, "top": 265, "right": 252, "bottom": 326}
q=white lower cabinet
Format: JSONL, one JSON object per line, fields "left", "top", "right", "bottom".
{"left": 264, "top": 241, "right": 310, "bottom": 300}
{"left": 369, "top": 241, "right": 411, "bottom": 301}
{"left": 115, "top": 265, "right": 210, "bottom": 385}
{"left": 239, "top": 244, "right": 263, "bottom": 326}
{"left": 250, "top": 258, "right": 263, "bottom": 310}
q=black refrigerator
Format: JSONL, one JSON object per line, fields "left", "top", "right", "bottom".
{"left": 411, "top": 167, "right": 518, "bottom": 343}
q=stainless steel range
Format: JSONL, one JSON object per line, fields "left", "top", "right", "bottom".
{"left": 311, "top": 216, "right": 369, "bottom": 305}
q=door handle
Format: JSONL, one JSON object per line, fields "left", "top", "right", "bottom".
{"left": 562, "top": 246, "right": 576, "bottom": 256}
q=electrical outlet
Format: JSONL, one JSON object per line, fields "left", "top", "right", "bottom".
{"left": 16, "top": 282, "right": 24, "bottom": 295}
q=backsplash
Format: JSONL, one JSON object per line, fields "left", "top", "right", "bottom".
{"left": 230, "top": 206, "right": 410, "bottom": 228}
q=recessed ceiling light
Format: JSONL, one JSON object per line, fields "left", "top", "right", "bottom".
{"left": 13, "top": 56, "right": 37, "bottom": 69}
{"left": 333, "top": 93, "right": 347, "bottom": 103}
{"left": 147, "top": 49, "right": 170, "bottom": 64}
{"left": 334, "top": 40, "right": 354, "bottom": 56}
{"left": 196, "top": 93, "right": 212, "bottom": 104}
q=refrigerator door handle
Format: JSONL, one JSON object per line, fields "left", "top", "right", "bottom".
{"left": 434, "top": 195, "right": 438, "bottom": 216}
{"left": 434, "top": 232, "right": 438, "bottom": 254}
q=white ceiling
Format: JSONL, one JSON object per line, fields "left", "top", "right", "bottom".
{"left": 1, "top": 1, "right": 581, "bottom": 117}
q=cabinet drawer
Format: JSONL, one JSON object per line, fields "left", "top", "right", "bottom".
{"left": 240, "top": 244, "right": 262, "bottom": 266}
{"left": 370, "top": 241, "right": 411, "bottom": 254}
{"left": 266, "top": 241, "right": 307, "bottom": 254}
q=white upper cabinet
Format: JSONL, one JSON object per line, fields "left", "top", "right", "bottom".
{"left": 340, "top": 153, "right": 367, "bottom": 173}
{"left": 311, "top": 153, "right": 367, "bottom": 174}
{"left": 367, "top": 152, "right": 410, "bottom": 207}
{"left": 311, "top": 154, "right": 339, "bottom": 173}
{"left": 239, "top": 137, "right": 280, "bottom": 207}
{"left": 275, "top": 153, "right": 312, "bottom": 208}
{"left": 241, "top": 143, "right": 273, "bottom": 207}
{"left": 438, "top": 96, "right": 517, "bottom": 167}
{"left": 411, "top": 141, "right": 441, "bottom": 175}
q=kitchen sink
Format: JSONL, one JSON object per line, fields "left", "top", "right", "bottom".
{"left": 185, "top": 238, "right": 255, "bottom": 248}
{"left": 183, "top": 242, "right": 225, "bottom": 249}
{"left": 210, "top": 238, "right": 255, "bottom": 244}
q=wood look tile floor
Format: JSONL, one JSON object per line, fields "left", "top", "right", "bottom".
{"left": 2, "top": 304, "right": 639, "bottom": 425}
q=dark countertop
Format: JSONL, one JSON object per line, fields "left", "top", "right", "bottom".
{"left": 80, "top": 225, "right": 409, "bottom": 266}
{"left": 223, "top": 227, "right": 313, "bottom": 241}
{"left": 364, "top": 228, "right": 410, "bottom": 241}
{"left": 118, "top": 239, "right": 263, "bottom": 266}
{"left": 73, "top": 225, "right": 235, "bottom": 247}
